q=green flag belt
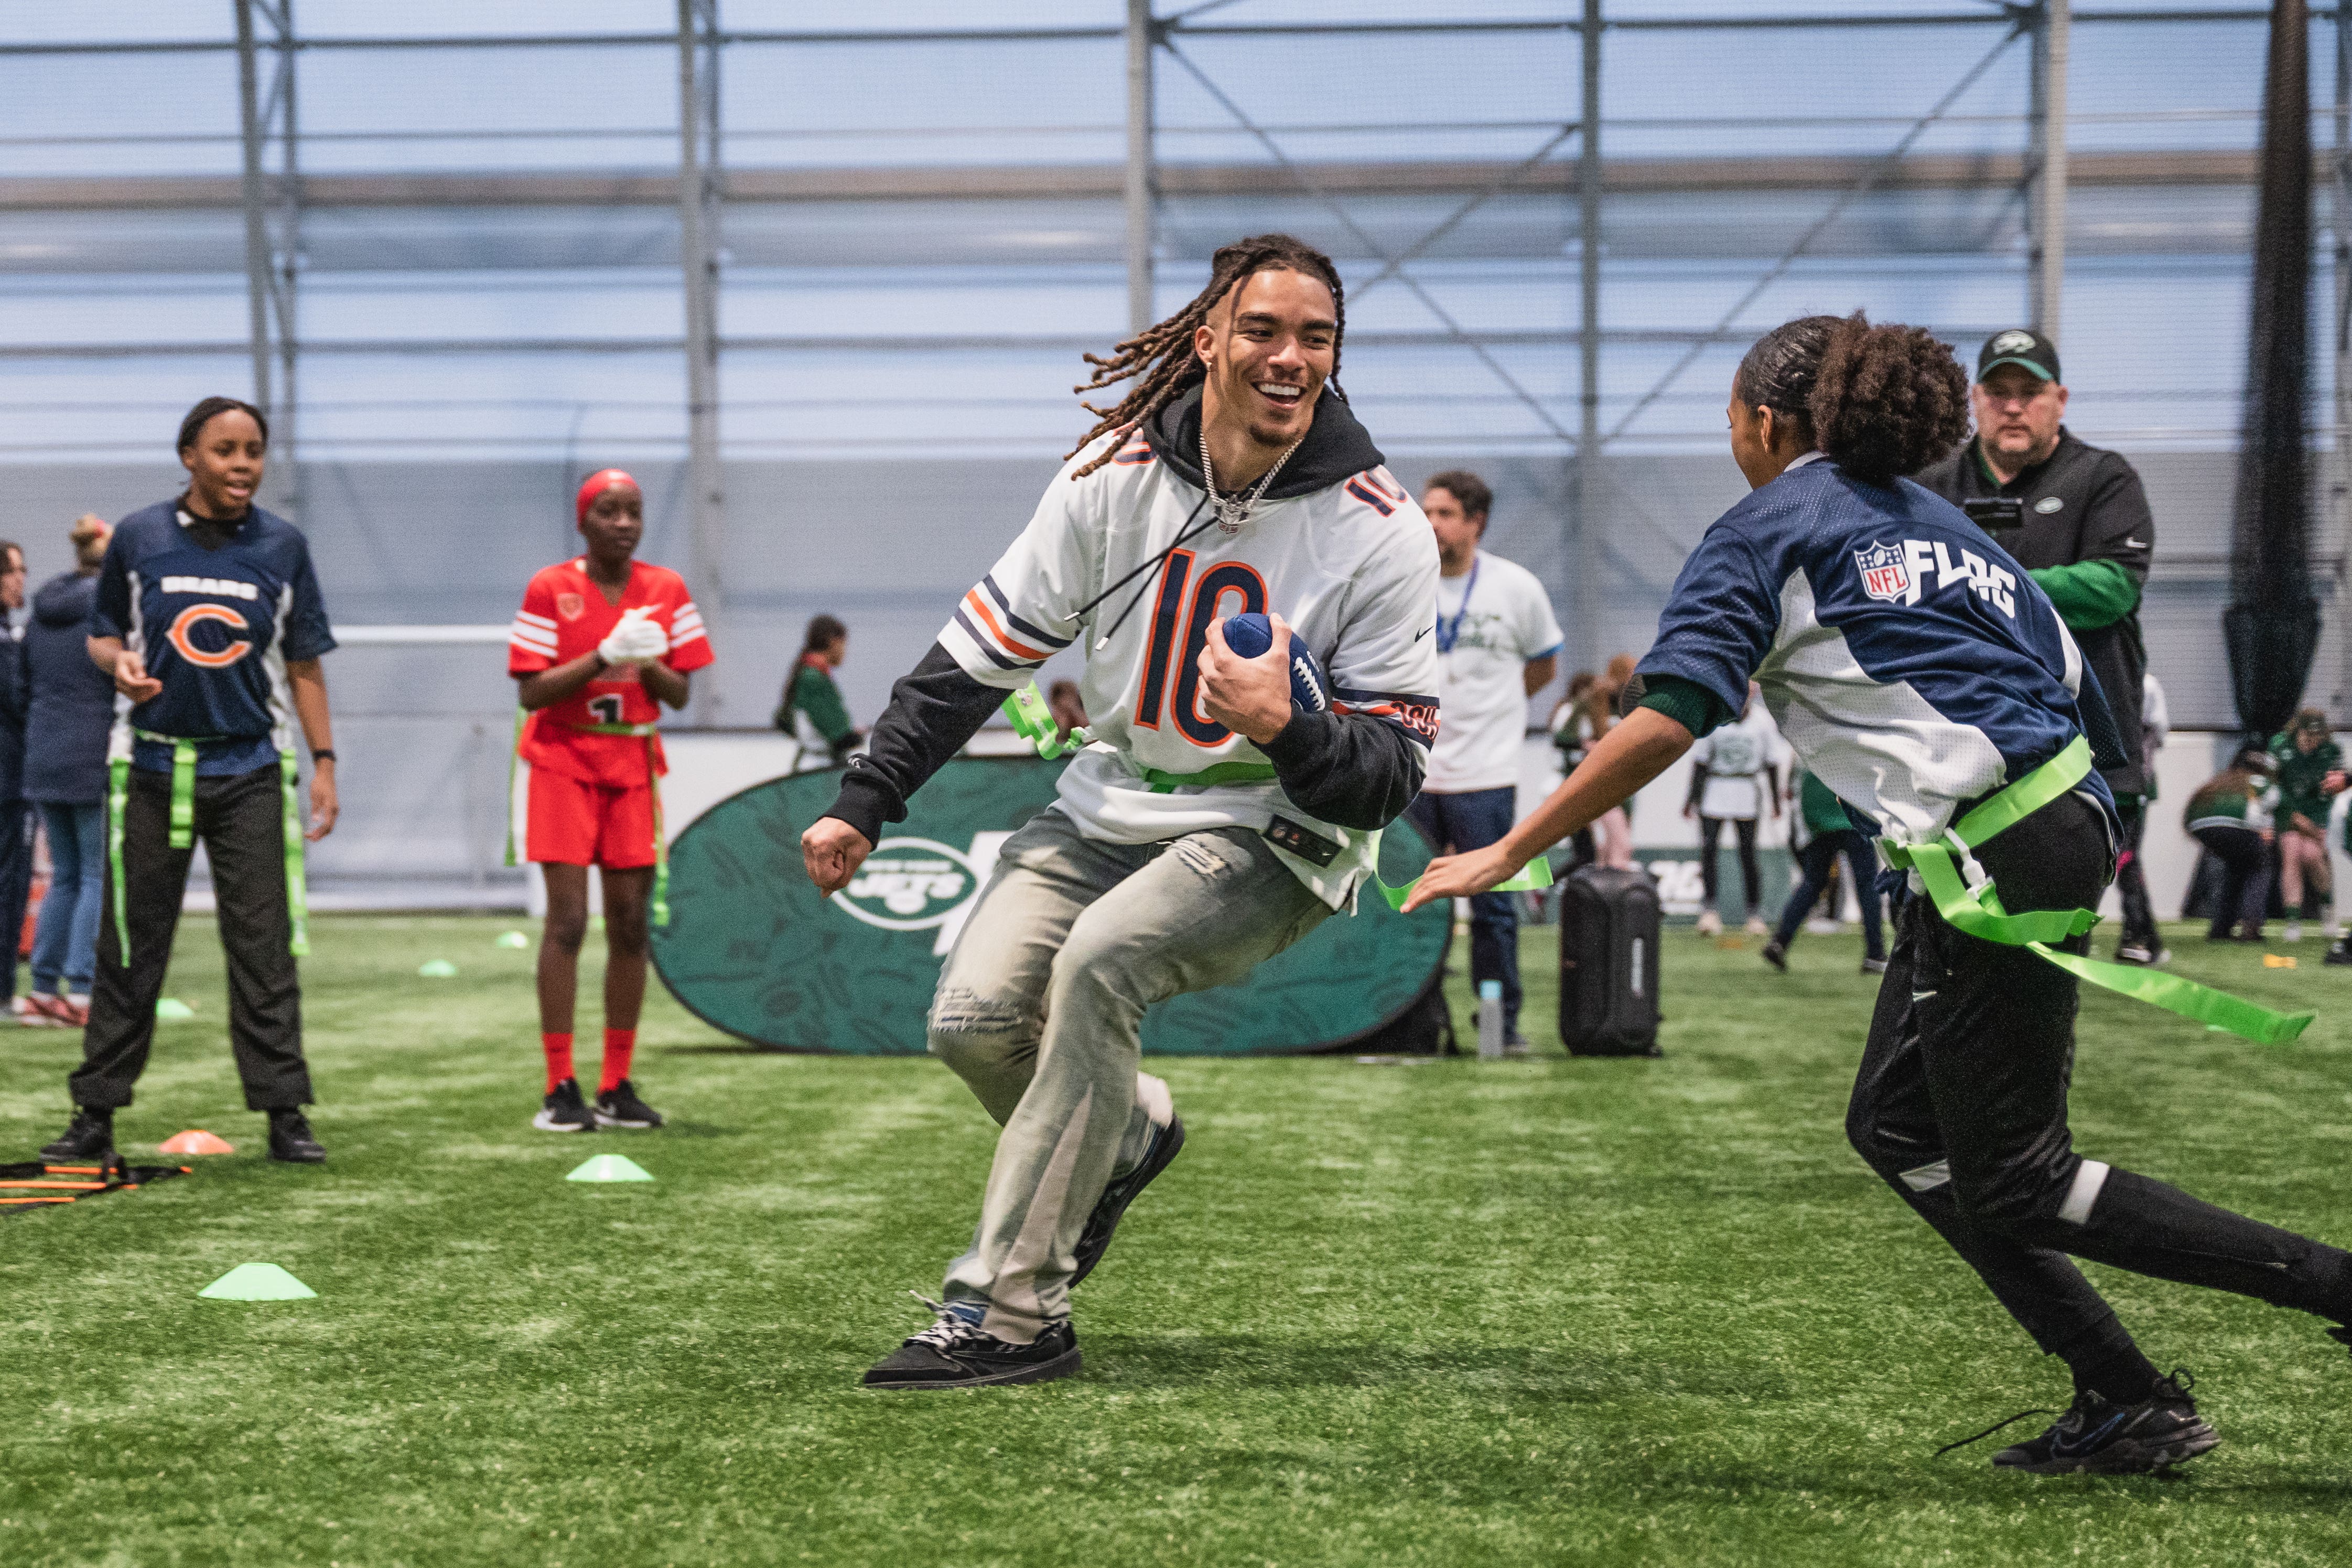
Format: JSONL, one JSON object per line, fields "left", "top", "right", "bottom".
{"left": 112, "top": 731, "right": 308, "bottom": 960}
{"left": 1879, "top": 736, "right": 2311, "bottom": 1045}
{"left": 1000, "top": 683, "right": 1552, "bottom": 911}
{"left": 503, "top": 712, "right": 672, "bottom": 928}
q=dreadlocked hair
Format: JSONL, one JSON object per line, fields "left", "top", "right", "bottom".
{"left": 1067, "top": 233, "right": 1346, "bottom": 478}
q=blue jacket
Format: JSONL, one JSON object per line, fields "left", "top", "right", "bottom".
{"left": 25, "top": 570, "right": 113, "bottom": 806}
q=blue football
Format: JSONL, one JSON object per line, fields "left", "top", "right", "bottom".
{"left": 1225, "top": 611, "right": 1332, "bottom": 715}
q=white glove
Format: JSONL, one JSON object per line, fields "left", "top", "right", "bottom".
{"left": 597, "top": 606, "right": 670, "bottom": 665}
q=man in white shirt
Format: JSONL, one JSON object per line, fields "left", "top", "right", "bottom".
{"left": 1407, "top": 471, "right": 1563, "bottom": 1049}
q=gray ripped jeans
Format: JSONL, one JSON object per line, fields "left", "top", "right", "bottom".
{"left": 929, "top": 806, "right": 1331, "bottom": 1342}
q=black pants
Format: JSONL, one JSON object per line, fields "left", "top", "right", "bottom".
{"left": 1773, "top": 827, "right": 1885, "bottom": 959}
{"left": 0, "top": 797, "right": 30, "bottom": 1002}
{"left": 1699, "top": 814, "right": 1760, "bottom": 915}
{"left": 2193, "top": 824, "right": 2269, "bottom": 940}
{"left": 71, "top": 763, "right": 310, "bottom": 1111}
{"left": 1846, "top": 792, "right": 2349, "bottom": 1371}
{"left": 2113, "top": 798, "right": 2159, "bottom": 950}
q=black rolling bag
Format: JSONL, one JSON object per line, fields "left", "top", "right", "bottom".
{"left": 1558, "top": 864, "right": 1662, "bottom": 1056}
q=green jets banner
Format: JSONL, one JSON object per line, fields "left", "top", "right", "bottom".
{"left": 649, "top": 756, "right": 1449, "bottom": 1055}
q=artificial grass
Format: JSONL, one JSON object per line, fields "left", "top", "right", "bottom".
{"left": 3, "top": 914, "right": 2349, "bottom": 1567}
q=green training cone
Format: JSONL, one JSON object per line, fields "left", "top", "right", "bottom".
{"left": 417, "top": 959, "right": 458, "bottom": 978}
{"left": 199, "top": 1263, "right": 317, "bottom": 1301}
{"left": 156, "top": 998, "right": 196, "bottom": 1020}
{"left": 495, "top": 931, "right": 530, "bottom": 949}
{"left": 566, "top": 1154, "right": 654, "bottom": 1183}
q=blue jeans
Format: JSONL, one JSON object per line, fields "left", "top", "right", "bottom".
{"left": 31, "top": 801, "right": 105, "bottom": 994}
{"left": 1407, "top": 786, "right": 1522, "bottom": 1034}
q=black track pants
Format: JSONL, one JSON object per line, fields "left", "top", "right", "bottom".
{"left": 1699, "top": 814, "right": 1761, "bottom": 914}
{"left": 1845, "top": 792, "right": 2351, "bottom": 1367}
{"left": 70, "top": 762, "right": 311, "bottom": 1111}
{"left": 2113, "top": 798, "right": 2159, "bottom": 949}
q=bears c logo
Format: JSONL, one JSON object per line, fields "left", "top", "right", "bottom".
{"left": 167, "top": 603, "right": 253, "bottom": 668}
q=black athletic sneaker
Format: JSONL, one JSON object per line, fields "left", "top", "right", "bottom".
{"left": 595, "top": 1079, "right": 664, "bottom": 1129}
{"left": 267, "top": 1109, "right": 327, "bottom": 1164}
{"left": 1990, "top": 1372, "right": 2217, "bottom": 1475}
{"left": 1070, "top": 1112, "right": 1185, "bottom": 1289}
{"left": 2326, "top": 940, "right": 2352, "bottom": 967}
{"left": 40, "top": 1108, "right": 113, "bottom": 1161}
{"left": 1760, "top": 940, "right": 1788, "bottom": 972}
{"left": 533, "top": 1077, "right": 596, "bottom": 1133}
{"left": 863, "top": 1297, "right": 1082, "bottom": 1390}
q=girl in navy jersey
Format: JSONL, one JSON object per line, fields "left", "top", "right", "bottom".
{"left": 1409, "top": 312, "right": 2352, "bottom": 1476}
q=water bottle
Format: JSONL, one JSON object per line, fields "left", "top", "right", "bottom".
{"left": 1476, "top": 979, "right": 1504, "bottom": 1060}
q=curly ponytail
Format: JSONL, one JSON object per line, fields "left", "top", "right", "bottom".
{"left": 1734, "top": 311, "right": 1969, "bottom": 485}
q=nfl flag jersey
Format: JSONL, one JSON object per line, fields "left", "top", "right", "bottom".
{"left": 508, "top": 559, "right": 713, "bottom": 787}
{"left": 92, "top": 500, "right": 337, "bottom": 777}
{"left": 1635, "top": 453, "right": 2115, "bottom": 848}
{"left": 937, "top": 406, "right": 1440, "bottom": 907}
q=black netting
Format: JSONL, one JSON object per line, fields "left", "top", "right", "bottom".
{"left": 2226, "top": 0, "right": 2318, "bottom": 740}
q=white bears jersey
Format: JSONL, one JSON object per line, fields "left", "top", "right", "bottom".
{"left": 939, "top": 430, "right": 1442, "bottom": 908}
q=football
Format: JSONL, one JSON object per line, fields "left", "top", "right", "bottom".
{"left": 1223, "top": 611, "right": 1332, "bottom": 715}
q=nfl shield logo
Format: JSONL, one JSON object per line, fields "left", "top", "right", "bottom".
{"left": 1855, "top": 543, "right": 1910, "bottom": 603}
{"left": 555, "top": 592, "right": 586, "bottom": 621}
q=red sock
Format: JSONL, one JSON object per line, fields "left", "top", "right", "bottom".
{"left": 541, "top": 1033, "right": 575, "bottom": 1095}
{"left": 600, "top": 1029, "right": 636, "bottom": 1094}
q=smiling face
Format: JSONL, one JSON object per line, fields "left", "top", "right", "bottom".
{"left": 1195, "top": 266, "right": 1337, "bottom": 455}
{"left": 577, "top": 482, "right": 644, "bottom": 564}
{"left": 1972, "top": 364, "right": 2067, "bottom": 470}
{"left": 179, "top": 408, "right": 267, "bottom": 517}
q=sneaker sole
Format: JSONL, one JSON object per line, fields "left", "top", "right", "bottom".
{"left": 1070, "top": 1117, "right": 1186, "bottom": 1289}
{"left": 2002, "top": 1425, "right": 2219, "bottom": 1476}
{"left": 863, "top": 1346, "right": 1083, "bottom": 1390}
{"left": 592, "top": 1111, "right": 661, "bottom": 1129}
{"left": 531, "top": 1111, "right": 595, "bottom": 1132}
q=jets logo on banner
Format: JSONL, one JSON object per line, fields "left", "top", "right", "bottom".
{"left": 166, "top": 602, "right": 254, "bottom": 668}
{"left": 836, "top": 832, "right": 1017, "bottom": 955}
{"left": 1855, "top": 538, "right": 2017, "bottom": 619}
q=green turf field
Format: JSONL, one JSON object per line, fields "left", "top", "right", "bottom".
{"left": 4, "top": 913, "right": 2348, "bottom": 1567}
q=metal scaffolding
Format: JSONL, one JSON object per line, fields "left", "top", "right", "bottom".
{"left": 679, "top": 0, "right": 726, "bottom": 721}
{"left": 233, "top": 0, "right": 300, "bottom": 511}
{"left": 2029, "top": 0, "right": 2073, "bottom": 337}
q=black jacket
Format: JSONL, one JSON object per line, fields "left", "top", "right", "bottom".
{"left": 0, "top": 621, "right": 20, "bottom": 805}
{"left": 1916, "top": 428, "right": 2154, "bottom": 798}
{"left": 24, "top": 571, "right": 114, "bottom": 806}
{"left": 825, "top": 383, "right": 1424, "bottom": 847}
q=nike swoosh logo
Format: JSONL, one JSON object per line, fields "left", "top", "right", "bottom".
{"left": 1415, "top": 625, "right": 1434, "bottom": 641}
{"left": 2124, "top": 538, "right": 2148, "bottom": 549}
{"left": 2049, "top": 1411, "right": 2130, "bottom": 1459}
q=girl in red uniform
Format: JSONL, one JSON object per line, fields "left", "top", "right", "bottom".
{"left": 508, "top": 470, "right": 713, "bottom": 1131}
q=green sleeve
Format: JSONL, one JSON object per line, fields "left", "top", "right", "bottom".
{"left": 1636, "top": 675, "right": 1733, "bottom": 739}
{"left": 792, "top": 667, "right": 856, "bottom": 744}
{"left": 2026, "top": 557, "right": 2141, "bottom": 631}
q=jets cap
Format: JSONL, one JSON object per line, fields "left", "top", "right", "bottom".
{"left": 1977, "top": 328, "right": 2059, "bottom": 386}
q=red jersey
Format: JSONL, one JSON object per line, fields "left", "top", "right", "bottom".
{"left": 509, "top": 558, "right": 714, "bottom": 786}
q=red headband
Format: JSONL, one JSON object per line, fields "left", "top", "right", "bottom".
{"left": 575, "top": 468, "right": 640, "bottom": 523}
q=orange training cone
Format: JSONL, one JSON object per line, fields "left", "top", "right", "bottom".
{"left": 159, "top": 1130, "right": 235, "bottom": 1155}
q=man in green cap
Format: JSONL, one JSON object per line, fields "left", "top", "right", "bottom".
{"left": 1918, "top": 328, "right": 2161, "bottom": 965}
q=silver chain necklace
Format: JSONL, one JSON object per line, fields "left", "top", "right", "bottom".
{"left": 1200, "top": 427, "right": 1305, "bottom": 535}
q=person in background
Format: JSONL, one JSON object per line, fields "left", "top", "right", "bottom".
{"left": 1047, "top": 679, "right": 1088, "bottom": 744}
{"left": 1409, "top": 469, "right": 1563, "bottom": 1051}
{"left": 1763, "top": 767, "right": 1886, "bottom": 974}
{"left": 2265, "top": 710, "right": 2345, "bottom": 944}
{"left": 0, "top": 540, "right": 27, "bottom": 1018}
{"left": 1917, "top": 329, "right": 2157, "bottom": 963}
{"left": 19, "top": 516, "right": 115, "bottom": 1028}
{"left": 1548, "top": 671, "right": 1600, "bottom": 871}
{"left": 2112, "top": 671, "right": 2170, "bottom": 965}
{"left": 2187, "top": 749, "right": 2277, "bottom": 944}
{"left": 775, "top": 613, "right": 863, "bottom": 764}
{"left": 1587, "top": 653, "right": 1638, "bottom": 869}
{"left": 1682, "top": 680, "right": 1784, "bottom": 937}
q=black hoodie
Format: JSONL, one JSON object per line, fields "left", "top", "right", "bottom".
{"left": 824, "top": 383, "right": 1425, "bottom": 847}
{"left": 25, "top": 570, "right": 114, "bottom": 806}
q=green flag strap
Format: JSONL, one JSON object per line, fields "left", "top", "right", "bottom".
{"left": 1375, "top": 852, "right": 1554, "bottom": 913}
{"left": 1003, "top": 683, "right": 1088, "bottom": 760}
{"left": 503, "top": 706, "right": 525, "bottom": 868}
{"left": 279, "top": 749, "right": 310, "bottom": 958}
{"left": 1882, "top": 738, "right": 2308, "bottom": 1045}
{"left": 649, "top": 733, "right": 670, "bottom": 929}
{"left": 128, "top": 731, "right": 206, "bottom": 850}
{"left": 107, "top": 756, "right": 131, "bottom": 960}
{"left": 1139, "top": 760, "right": 1281, "bottom": 792}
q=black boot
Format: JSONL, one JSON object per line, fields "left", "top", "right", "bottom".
{"left": 40, "top": 1108, "right": 114, "bottom": 1162}
{"left": 267, "top": 1109, "right": 326, "bottom": 1164}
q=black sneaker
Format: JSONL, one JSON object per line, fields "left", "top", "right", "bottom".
{"left": 2114, "top": 942, "right": 2171, "bottom": 967}
{"left": 40, "top": 1108, "right": 114, "bottom": 1161}
{"left": 1760, "top": 940, "right": 1788, "bottom": 972}
{"left": 267, "top": 1109, "right": 326, "bottom": 1164}
{"left": 533, "top": 1077, "right": 596, "bottom": 1133}
{"left": 1990, "top": 1372, "right": 2217, "bottom": 1475}
{"left": 862, "top": 1296, "right": 1082, "bottom": 1390}
{"left": 2327, "top": 940, "right": 2352, "bottom": 968}
{"left": 595, "top": 1079, "right": 664, "bottom": 1129}
{"left": 1070, "top": 1112, "right": 1185, "bottom": 1289}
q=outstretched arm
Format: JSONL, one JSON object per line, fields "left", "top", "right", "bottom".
{"left": 804, "top": 644, "right": 1006, "bottom": 894}
{"left": 1401, "top": 706, "right": 1693, "bottom": 911}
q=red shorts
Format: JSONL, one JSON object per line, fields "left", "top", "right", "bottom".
{"left": 526, "top": 766, "right": 659, "bottom": 869}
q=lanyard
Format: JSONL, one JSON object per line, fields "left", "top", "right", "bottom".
{"left": 1434, "top": 556, "right": 1480, "bottom": 654}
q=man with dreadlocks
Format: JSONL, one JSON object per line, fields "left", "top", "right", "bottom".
{"left": 802, "top": 234, "right": 1440, "bottom": 1389}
